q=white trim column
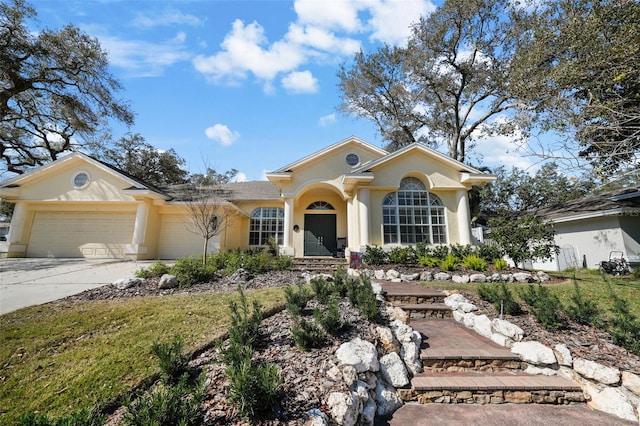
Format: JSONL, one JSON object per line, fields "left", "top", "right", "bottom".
{"left": 456, "top": 190, "right": 472, "bottom": 245}
{"left": 346, "top": 197, "right": 358, "bottom": 255}
{"left": 2, "top": 202, "right": 27, "bottom": 257}
{"left": 282, "top": 197, "right": 294, "bottom": 255}
{"left": 125, "top": 201, "right": 149, "bottom": 258}
{"left": 358, "top": 188, "right": 370, "bottom": 247}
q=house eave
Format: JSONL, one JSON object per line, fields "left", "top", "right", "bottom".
{"left": 547, "top": 207, "right": 640, "bottom": 223}
{"left": 460, "top": 172, "right": 497, "bottom": 186}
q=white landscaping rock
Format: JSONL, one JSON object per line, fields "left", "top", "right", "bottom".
{"left": 306, "top": 408, "right": 329, "bottom": 426}
{"left": 420, "top": 271, "right": 433, "bottom": 281}
{"left": 472, "top": 314, "right": 493, "bottom": 339}
{"left": 573, "top": 358, "right": 620, "bottom": 385}
{"left": 622, "top": 371, "right": 640, "bottom": 397}
{"left": 336, "top": 338, "right": 380, "bottom": 373}
{"left": 158, "top": 274, "right": 178, "bottom": 289}
{"left": 341, "top": 365, "right": 358, "bottom": 387}
{"left": 400, "top": 273, "right": 420, "bottom": 281}
{"left": 581, "top": 380, "right": 638, "bottom": 422}
{"left": 452, "top": 310, "right": 465, "bottom": 322}
{"left": 375, "top": 381, "right": 403, "bottom": 416}
{"left": 490, "top": 333, "right": 513, "bottom": 348}
{"left": 113, "top": 277, "right": 144, "bottom": 290}
{"left": 327, "top": 392, "right": 360, "bottom": 426}
{"left": 511, "top": 341, "right": 557, "bottom": 365}
{"left": 374, "top": 270, "right": 386, "bottom": 280}
{"left": 376, "top": 326, "right": 400, "bottom": 353}
{"left": 525, "top": 365, "right": 558, "bottom": 376}
{"left": 401, "top": 341, "right": 423, "bottom": 375}
{"left": 553, "top": 344, "right": 573, "bottom": 367}
{"left": 469, "top": 273, "right": 487, "bottom": 283}
{"left": 390, "top": 319, "right": 415, "bottom": 343}
{"left": 462, "top": 312, "right": 476, "bottom": 328}
{"left": 386, "top": 269, "right": 400, "bottom": 280}
{"left": 512, "top": 272, "right": 533, "bottom": 283}
{"left": 433, "top": 272, "right": 451, "bottom": 281}
{"left": 452, "top": 274, "right": 470, "bottom": 284}
{"left": 491, "top": 318, "right": 524, "bottom": 342}
{"left": 379, "top": 352, "right": 410, "bottom": 388}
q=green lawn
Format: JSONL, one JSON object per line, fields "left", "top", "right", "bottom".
{"left": 0, "top": 287, "right": 287, "bottom": 425}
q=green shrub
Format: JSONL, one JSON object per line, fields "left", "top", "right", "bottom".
{"left": 151, "top": 336, "right": 192, "bottom": 385}
{"left": 450, "top": 244, "right": 475, "bottom": 260}
{"left": 284, "top": 282, "right": 311, "bottom": 318}
{"left": 273, "top": 255, "right": 294, "bottom": 270}
{"left": 607, "top": 286, "right": 640, "bottom": 355}
{"left": 462, "top": 254, "right": 486, "bottom": 271}
{"left": 418, "top": 255, "right": 439, "bottom": 267}
{"left": 430, "top": 245, "right": 450, "bottom": 260}
{"left": 332, "top": 266, "right": 349, "bottom": 297}
{"left": 564, "top": 278, "right": 601, "bottom": 326}
{"left": 19, "top": 408, "right": 105, "bottom": 426}
{"left": 291, "top": 318, "right": 325, "bottom": 351}
{"left": 226, "top": 357, "right": 282, "bottom": 419}
{"left": 228, "top": 285, "right": 263, "bottom": 350}
{"left": 477, "top": 282, "right": 522, "bottom": 316}
{"left": 135, "top": 260, "right": 171, "bottom": 279}
{"left": 123, "top": 376, "right": 205, "bottom": 426}
{"left": 314, "top": 295, "right": 345, "bottom": 336}
{"left": 493, "top": 258, "right": 508, "bottom": 270}
{"left": 346, "top": 275, "right": 380, "bottom": 322}
{"left": 439, "top": 254, "right": 459, "bottom": 271}
{"left": 388, "top": 246, "right": 417, "bottom": 265}
{"left": 170, "top": 256, "right": 216, "bottom": 287}
{"left": 362, "top": 245, "right": 388, "bottom": 265}
{"left": 311, "top": 277, "right": 333, "bottom": 305}
{"left": 520, "top": 284, "right": 564, "bottom": 331}
{"left": 477, "top": 244, "right": 504, "bottom": 262}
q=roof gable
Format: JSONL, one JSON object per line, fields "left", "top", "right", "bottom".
{"left": 270, "top": 136, "right": 388, "bottom": 173}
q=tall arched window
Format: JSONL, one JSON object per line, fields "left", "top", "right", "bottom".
{"left": 382, "top": 177, "right": 446, "bottom": 244}
{"left": 249, "top": 207, "right": 284, "bottom": 245}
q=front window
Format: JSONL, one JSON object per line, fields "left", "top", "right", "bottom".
{"left": 249, "top": 207, "right": 284, "bottom": 246}
{"left": 382, "top": 177, "right": 447, "bottom": 245}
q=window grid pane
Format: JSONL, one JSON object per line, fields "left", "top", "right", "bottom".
{"left": 249, "top": 207, "right": 284, "bottom": 246}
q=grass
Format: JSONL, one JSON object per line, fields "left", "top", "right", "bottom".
{"left": 416, "top": 269, "right": 640, "bottom": 319}
{"left": 0, "top": 288, "right": 286, "bottom": 425}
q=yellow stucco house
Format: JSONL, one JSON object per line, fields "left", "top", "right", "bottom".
{"left": 0, "top": 137, "right": 495, "bottom": 259}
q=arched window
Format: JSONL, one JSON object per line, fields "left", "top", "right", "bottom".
{"left": 306, "top": 201, "right": 334, "bottom": 210}
{"left": 249, "top": 207, "right": 284, "bottom": 245}
{"left": 382, "top": 177, "right": 446, "bottom": 244}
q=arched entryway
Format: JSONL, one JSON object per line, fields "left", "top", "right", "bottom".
{"left": 303, "top": 201, "right": 337, "bottom": 256}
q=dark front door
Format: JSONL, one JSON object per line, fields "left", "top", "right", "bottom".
{"left": 304, "top": 214, "right": 336, "bottom": 256}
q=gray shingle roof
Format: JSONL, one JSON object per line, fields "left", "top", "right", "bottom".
{"left": 534, "top": 186, "right": 640, "bottom": 220}
{"left": 161, "top": 181, "right": 281, "bottom": 202}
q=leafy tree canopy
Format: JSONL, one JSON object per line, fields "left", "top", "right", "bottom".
{"left": 98, "top": 133, "right": 189, "bottom": 187}
{"left": 509, "top": 0, "right": 640, "bottom": 175}
{"left": 481, "top": 163, "right": 595, "bottom": 214}
{"left": 338, "top": 0, "right": 523, "bottom": 162}
{"left": 0, "top": 0, "right": 133, "bottom": 175}
{"left": 489, "top": 215, "right": 558, "bottom": 268}
{"left": 190, "top": 168, "right": 239, "bottom": 186}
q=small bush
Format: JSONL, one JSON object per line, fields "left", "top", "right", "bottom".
{"left": 439, "top": 254, "right": 459, "bottom": 271}
{"left": 291, "top": 318, "right": 325, "bottom": 351}
{"left": 226, "top": 358, "right": 282, "bottom": 419}
{"left": 123, "top": 376, "right": 205, "bottom": 426}
{"left": 493, "top": 258, "right": 508, "bottom": 270}
{"left": 462, "top": 254, "right": 486, "bottom": 271}
{"left": 520, "top": 284, "right": 564, "bottom": 331}
{"left": 450, "top": 244, "right": 475, "bottom": 260}
{"left": 273, "top": 255, "right": 294, "bottom": 270}
{"left": 314, "top": 295, "right": 345, "bottom": 336}
{"left": 362, "top": 245, "right": 388, "bottom": 265}
{"left": 19, "top": 408, "right": 105, "bottom": 426}
{"left": 332, "top": 266, "right": 349, "bottom": 297}
{"left": 418, "top": 255, "right": 439, "bottom": 267}
{"left": 477, "top": 244, "right": 503, "bottom": 262}
{"left": 430, "top": 245, "right": 450, "bottom": 260}
{"left": 388, "top": 246, "right": 417, "bottom": 265}
{"left": 477, "top": 282, "right": 522, "bottom": 316}
{"left": 228, "top": 285, "right": 263, "bottom": 349}
{"left": 607, "top": 284, "right": 640, "bottom": 356}
{"left": 284, "top": 282, "right": 311, "bottom": 318}
{"left": 135, "top": 260, "right": 170, "bottom": 279}
{"left": 564, "top": 278, "right": 601, "bottom": 326}
{"left": 170, "top": 256, "right": 216, "bottom": 287}
{"left": 311, "top": 277, "right": 333, "bottom": 305}
{"left": 346, "top": 275, "right": 380, "bottom": 322}
{"left": 151, "top": 336, "right": 192, "bottom": 385}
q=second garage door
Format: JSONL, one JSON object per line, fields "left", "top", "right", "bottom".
{"left": 27, "top": 212, "right": 135, "bottom": 258}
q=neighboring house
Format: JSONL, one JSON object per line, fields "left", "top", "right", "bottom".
{"left": 0, "top": 136, "right": 494, "bottom": 260}
{"left": 530, "top": 186, "right": 640, "bottom": 271}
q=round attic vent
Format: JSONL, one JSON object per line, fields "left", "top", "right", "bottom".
{"left": 345, "top": 153, "right": 360, "bottom": 167}
{"left": 72, "top": 171, "right": 90, "bottom": 189}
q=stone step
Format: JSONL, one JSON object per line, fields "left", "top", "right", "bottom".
{"left": 377, "top": 281, "right": 448, "bottom": 304}
{"left": 400, "top": 371, "right": 585, "bottom": 405}
{"left": 395, "top": 303, "right": 453, "bottom": 319}
{"left": 293, "top": 257, "right": 348, "bottom": 272}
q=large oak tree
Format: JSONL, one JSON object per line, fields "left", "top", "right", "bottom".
{"left": 338, "top": 0, "right": 524, "bottom": 162}
{"left": 0, "top": 0, "right": 133, "bottom": 175}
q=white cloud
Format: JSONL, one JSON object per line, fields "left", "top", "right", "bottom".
{"left": 98, "top": 34, "right": 191, "bottom": 77}
{"left": 132, "top": 9, "right": 204, "bottom": 27}
{"left": 294, "top": 0, "right": 363, "bottom": 32}
{"left": 282, "top": 70, "right": 318, "bottom": 94}
{"left": 366, "top": 0, "right": 436, "bottom": 46}
{"left": 204, "top": 124, "right": 240, "bottom": 146}
{"left": 319, "top": 113, "right": 337, "bottom": 127}
{"left": 231, "top": 172, "right": 248, "bottom": 182}
{"left": 287, "top": 23, "right": 360, "bottom": 56}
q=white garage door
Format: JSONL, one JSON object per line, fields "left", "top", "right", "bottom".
{"left": 158, "top": 215, "right": 219, "bottom": 259}
{"left": 27, "top": 212, "right": 135, "bottom": 258}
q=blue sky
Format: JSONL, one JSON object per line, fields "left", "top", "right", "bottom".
{"left": 27, "top": 0, "right": 539, "bottom": 182}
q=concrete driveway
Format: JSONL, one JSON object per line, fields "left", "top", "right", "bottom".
{"left": 0, "top": 258, "right": 156, "bottom": 315}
